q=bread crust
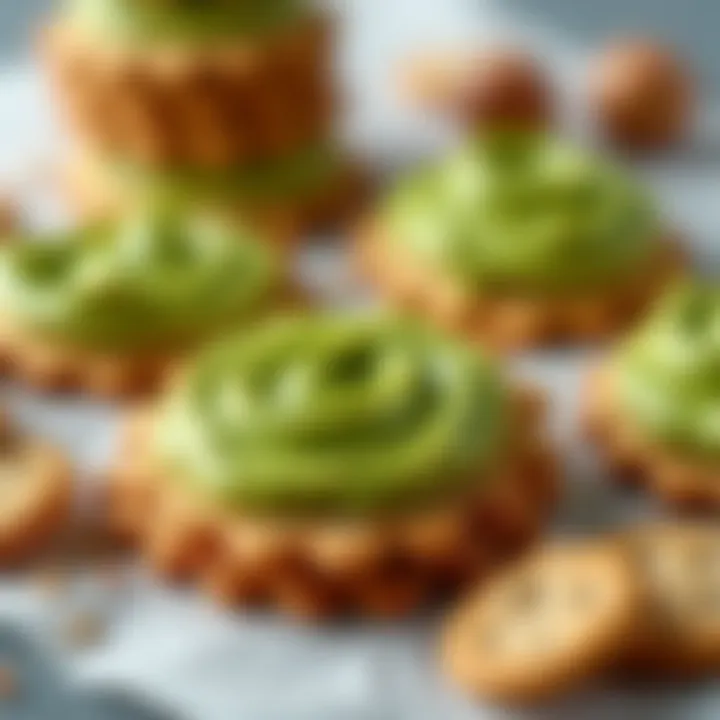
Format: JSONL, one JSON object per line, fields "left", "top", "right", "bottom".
{"left": 358, "top": 221, "right": 684, "bottom": 351}
{"left": 107, "top": 384, "right": 558, "bottom": 619}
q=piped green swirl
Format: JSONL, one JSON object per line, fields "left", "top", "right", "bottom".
{"left": 383, "top": 132, "right": 658, "bottom": 294}
{"left": 0, "top": 211, "right": 280, "bottom": 353}
{"left": 154, "top": 314, "right": 509, "bottom": 514}
{"left": 616, "top": 284, "right": 720, "bottom": 458}
{"left": 65, "top": 0, "right": 304, "bottom": 45}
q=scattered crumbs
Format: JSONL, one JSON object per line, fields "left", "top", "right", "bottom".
{"left": 63, "top": 611, "right": 107, "bottom": 650}
{"left": 32, "top": 565, "right": 69, "bottom": 599}
{"left": 0, "top": 662, "right": 18, "bottom": 700}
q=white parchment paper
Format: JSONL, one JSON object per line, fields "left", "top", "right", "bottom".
{"left": 2, "top": 1, "right": 720, "bottom": 718}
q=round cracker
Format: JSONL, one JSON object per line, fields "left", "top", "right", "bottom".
{"left": 620, "top": 523, "right": 720, "bottom": 677}
{"left": 441, "top": 542, "right": 639, "bottom": 704}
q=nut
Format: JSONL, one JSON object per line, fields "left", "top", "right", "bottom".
{"left": 590, "top": 38, "right": 695, "bottom": 152}
{"left": 452, "top": 48, "right": 553, "bottom": 131}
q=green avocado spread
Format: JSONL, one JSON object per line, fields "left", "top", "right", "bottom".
{"left": 64, "top": 0, "right": 304, "bottom": 44}
{"left": 153, "top": 314, "right": 509, "bottom": 515}
{"left": 383, "top": 132, "right": 659, "bottom": 294}
{"left": 0, "top": 210, "right": 280, "bottom": 353}
{"left": 616, "top": 284, "right": 720, "bottom": 458}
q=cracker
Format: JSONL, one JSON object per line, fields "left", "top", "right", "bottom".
{"left": 358, "top": 221, "right": 684, "bottom": 351}
{"left": 442, "top": 542, "right": 639, "bottom": 704}
{"left": 0, "top": 283, "right": 302, "bottom": 399}
{"left": 619, "top": 524, "right": 720, "bottom": 676}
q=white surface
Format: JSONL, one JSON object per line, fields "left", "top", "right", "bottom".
{"left": 2, "top": 1, "right": 720, "bottom": 718}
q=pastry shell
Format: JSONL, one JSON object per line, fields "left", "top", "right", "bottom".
{"left": 107, "top": 384, "right": 558, "bottom": 619}
{"left": 41, "top": 16, "right": 335, "bottom": 167}
{"left": 358, "top": 222, "right": 684, "bottom": 351}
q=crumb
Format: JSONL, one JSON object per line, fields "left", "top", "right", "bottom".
{"left": 32, "top": 565, "right": 69, "bottom": 598}
{"left": 64, "top": 612, "right": 107, "bottom": 649}
{"left": 0, "top": 663, "right": 18, "bottom": 699}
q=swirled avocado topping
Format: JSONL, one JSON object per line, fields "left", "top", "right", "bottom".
{"left": 0, "top": 210, "right": 280, "bottom": 352}
{"left": 153, "top": 314, "right": 509, "bottom": 515}
{"left": 383, "top": 132, "right": 658, "bottom": 294}
{"left": 616, "top": 284, "right": 720, "bottom": 457}
{"left": 65, "top": 0, "right": 304, "bottom": 44}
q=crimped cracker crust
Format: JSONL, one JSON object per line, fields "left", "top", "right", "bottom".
{"left": 0, "top": 439, "right": 72, "bottom": 566}
{"left": 107, "top": 384, "right": 558, "bottom": 619}
{"left": 358, "top": 221, "right": 684, "bottom": 351}
{"left": 441, "top": 541, "right": 640, "bottom": 704}
{"left": 0, "top": 318, "right": 176, "bottom": 398}
{"left": 583, "top": 363, "right": 720, "bottom": 511}
{"left": 62, "top": 155, "right": 370, "bottom": 245}
{"left": 0, "top": 284, "right": 303, "bottom": 399}
{"left": 41, "top": 16, "right": 335, "bottom": 167}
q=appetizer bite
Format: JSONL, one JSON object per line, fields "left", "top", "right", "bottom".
{"left": 0, "top": 209, "right": 294, "bottom": 397}
{"left": 361, "top": 130, "right": 682, "bottom": 350}
{"left": 109, "top": 313, "right": 558, "bottom": 618}
{"left": 584, "top": 283, "right": 720, "bottom": 510}
{"left": 42, "top": 0, "right": 365, "bottom": 239}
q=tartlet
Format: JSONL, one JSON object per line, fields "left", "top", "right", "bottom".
{"left": 0, "top": 209, "right": 294, "bottom": 398}
{"left": 360, "top": 131, "right": 683, "bottom": 350}
{"left": 0, "top": 410, "right": 71, "bottom": 565}
{"left": 583, "top": 284, "right": 720, "bottom": 510}
{"left": 108, "top": 314, "right": 558, "bottom": 618}
{"left": 41, "top": 0, "right": 365, "bottom": 237}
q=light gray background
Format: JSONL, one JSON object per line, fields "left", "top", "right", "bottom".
{"left": 4, "top": 0, "right": 720, "bottom": 81}
{"left": 0, "top": 0, "right": 50, "bottom": 60}
{"left": 1, "top": 1, "right": 720, "bottom": 719}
